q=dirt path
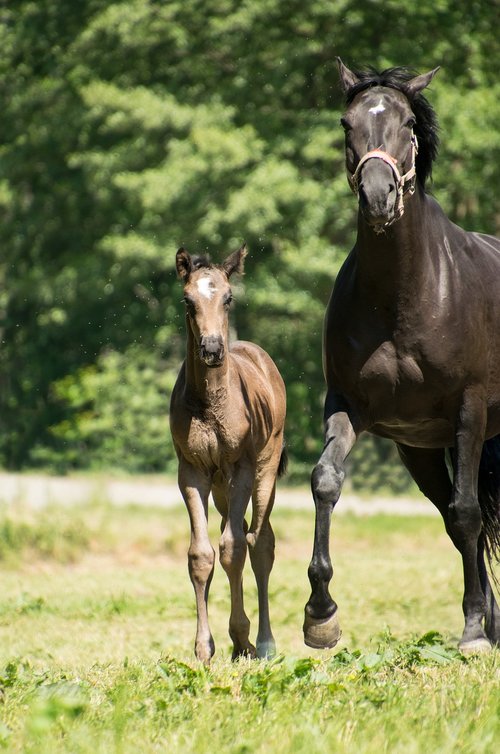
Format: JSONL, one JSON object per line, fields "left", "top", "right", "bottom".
{"left": 0, "top": 471, "right": 436, "bottom": 516}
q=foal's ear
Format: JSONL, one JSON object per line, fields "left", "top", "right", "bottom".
{"left": 176, "top": 247, "right": 192, "bottom": 281}
{"left": 403, "top": 67, "right": 440, "bottom": 99}
{"left": 336, "top": 57, "right": 360, "bottom": 94}
{"left": 222, "top": 243, "right": 248, "bottom": 278}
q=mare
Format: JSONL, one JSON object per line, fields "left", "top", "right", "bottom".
{"left": 304, "top": 59, "right": 500, "bottom": 653}
{"left": 170, "top": 245, "right": 287, "bottom": 663}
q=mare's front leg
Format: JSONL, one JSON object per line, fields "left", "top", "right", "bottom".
{"left": 178, "top": 458, "right": 215, "bottom": 663}
{"left": 304, "top": 396, "right": 357, "bottom": 649}
{"left": 450, "top": 388, "right": 490, "bottom": 652}
{"left": 219, "top": 465, "right": 255, "bottom": 660}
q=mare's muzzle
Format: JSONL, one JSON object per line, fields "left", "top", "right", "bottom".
{"left": 347, "top": 136, "right": 418, "bottom": 232}
{"left": 199, "top": 335, "right": 225, "bottom": 367}
{"left": 358, "top": 159, "right": 398, "bottom": 228}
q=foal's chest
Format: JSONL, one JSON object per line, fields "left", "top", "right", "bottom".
{"left": 182, "top": 412, "right": 242, "bottom": 468}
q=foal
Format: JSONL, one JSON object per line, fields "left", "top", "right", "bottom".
{"left": 170, "top": 244, "right": 287, "bottom": 663}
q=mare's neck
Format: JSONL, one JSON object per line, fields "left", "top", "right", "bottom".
{"left": 355, "top": 186, "right": 434, "bottom": 300}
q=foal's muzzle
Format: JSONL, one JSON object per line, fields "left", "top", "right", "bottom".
{"left": 199, "top": 335, "right": 225, "bottom": 367}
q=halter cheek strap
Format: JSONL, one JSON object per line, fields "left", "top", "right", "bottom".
{"left": 347, "top": 133, "right": 418, "bottom": 225}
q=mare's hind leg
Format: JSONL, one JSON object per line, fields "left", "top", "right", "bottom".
{"left": 178, "top": 459, "right": 215, "bottom": 664}
{"left": 397, "top": 444, "right": 492, "bottom": 652}
{"left": 246, "top": 471, "right": 278, "bottom": 659}
{"left": 304, "top": 400, "right": 358, "bottom": 649}
{"left": 219, "top": 468, "right": 256, "bottom": 660}
{"left": 478, "top": 534, "right": 500, "bottom": 646}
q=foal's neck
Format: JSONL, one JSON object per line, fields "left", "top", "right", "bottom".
{"left": 185, "top": 328, "right": 230, "bottom": 404}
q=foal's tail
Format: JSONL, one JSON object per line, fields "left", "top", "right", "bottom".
{"left": 278, "top": 442, "right": 288, "bottom": 478}
{"left": 478, "top": 435, "right": 500, "bottom": 571}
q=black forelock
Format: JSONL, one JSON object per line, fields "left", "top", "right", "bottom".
{"left": 191, "top": 254, "right": 213, "bottom": 270}
{"left": 344, "top": 66, "right": 439, "bottom": 186}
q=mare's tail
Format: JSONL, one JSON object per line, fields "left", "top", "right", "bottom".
{"left": 478, "top": 435, "right": 500, "bottom": 571}
{"left": 278, "top": 442, "right": 288, "bottom": 478}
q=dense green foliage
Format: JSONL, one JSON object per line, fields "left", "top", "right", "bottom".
{"left": 1, "top": 1, "right": 499, "bottom": 487}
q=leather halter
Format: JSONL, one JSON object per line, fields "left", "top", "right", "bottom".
{"left": 347, "top": 133, "right": 419, "bottom": 226}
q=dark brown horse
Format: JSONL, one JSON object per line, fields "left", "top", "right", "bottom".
{"left": 304, "top": 59, "right": 500, "bottom": 653}
{"left": 170, "top": 245, "right": 287, "bottom": 663}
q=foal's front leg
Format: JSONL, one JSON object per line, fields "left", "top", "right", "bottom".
{"left": 304, "top": 400, "right": 357, "bottom": 649}
{"left": 178, "top": 459, "right": 215, "bottom": 663}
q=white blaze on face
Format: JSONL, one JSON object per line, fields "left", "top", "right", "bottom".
{"left": 197, "top": 276, "right": 216, "bottom": 300}
{"left": 369, "top": 99, "right": 386, "bottom": 115}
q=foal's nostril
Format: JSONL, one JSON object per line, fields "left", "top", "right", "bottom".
{"left": 200, "top": 335, "right": 224, "bottom": 365}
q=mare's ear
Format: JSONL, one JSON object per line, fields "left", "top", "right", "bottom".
{"left": 336, "top": 57, "right": 360, "bottom": 94}
{"left": 176, "top": 247, "right": 192, "bottom": 281}
{"left": 222, "top": 243, "right": 247, "bottom": 278}
{"left": 403, "top": 67, "right": 440, "bottom": 99}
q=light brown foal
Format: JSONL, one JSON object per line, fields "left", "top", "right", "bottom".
{"left": 170, "top": 244, "right": 287, "bottom": 663}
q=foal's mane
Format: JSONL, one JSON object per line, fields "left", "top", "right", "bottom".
{"left": 344, "top": 66, "right": 439, "bottom": 186}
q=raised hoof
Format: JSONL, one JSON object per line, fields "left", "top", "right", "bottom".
{"left": 458, "top": 637, "right": 492, "bottom": 655}
{"left": 303, "top": 610, "right": 341, "bottom": 649}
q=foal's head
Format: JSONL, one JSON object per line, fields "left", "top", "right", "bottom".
{"left": 176, "top": 245, "right": 247, "bottom": 367}
{"left": 337, "top": 58, "right": 439, "bottom": 230}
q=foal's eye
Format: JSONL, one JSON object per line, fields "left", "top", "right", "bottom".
{"left": 223, "top": 294, "right": 233, "bottom": 308}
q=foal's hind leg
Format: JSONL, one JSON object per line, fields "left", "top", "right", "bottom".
{"left": 397, "top": 443, "right": 491, "bottom": 652}
{"left": 219, "top": 469, "right": 256, "bottom": 660}
{"left": 246, "top": 472, "right": 278, "bottom": 659}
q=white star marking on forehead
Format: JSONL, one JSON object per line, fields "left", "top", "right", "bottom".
{"left": 197, "top": 276, "right": 216, "bottom": 300}
{"left": 368, "top": 99, "right": 386, "bottom": 115}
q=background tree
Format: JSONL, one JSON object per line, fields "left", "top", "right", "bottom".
{"left": 1, "top": 0, "right": 499, "bottom": 489}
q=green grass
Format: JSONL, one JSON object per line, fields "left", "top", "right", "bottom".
{"left": 0, "top": 500, "right": 497, "bottom": 752}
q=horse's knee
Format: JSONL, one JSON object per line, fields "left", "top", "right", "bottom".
{"left": 247, "top": 524, "right": 275, "bottom": 571}
{"left": 448, "top": 499, "right": 482, "bottom": 547}
{"left": 188, "top": 545, "right": 215, "bottom": 584}
{"left": 311, "top": 461, "right": 344, "bottom": 507}
{"left": 219, "top": 529, "right": 247, "bottom": 572}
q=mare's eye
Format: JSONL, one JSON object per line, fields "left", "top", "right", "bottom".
{"left": 405, "top": 117, "right": 416, "bottom": 129}
{"left": 340, "top": 117, "right": 351, "bottom": 132}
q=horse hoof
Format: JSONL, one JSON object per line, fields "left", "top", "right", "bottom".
{"left": 256, "top": 639, "right": 276, "bottom": 660}
{"left": 303, "top": 611, "right": 341, "bottom": 649}
{"left": 458, "top": 637, "right": 492, "bottom": 655}
{"left": 231, "top": 644, "right": 257, "bottom": 661}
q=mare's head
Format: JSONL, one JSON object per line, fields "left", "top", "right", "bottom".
{"left": 337, "top": 58, "right": 440, "bottom": 231}
{"left": 176, "top": 244, "right": 247, "bottom": 367}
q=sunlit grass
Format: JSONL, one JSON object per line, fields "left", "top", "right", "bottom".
{"left": 0, "top": 500, "right": 497, "bottom": 752}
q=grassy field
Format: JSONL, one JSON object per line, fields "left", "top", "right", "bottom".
{"left": 0, "top": 496, "right": 498, "bottom": 753}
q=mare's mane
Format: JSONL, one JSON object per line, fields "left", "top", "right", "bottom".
{"left": 344, "top": 66, "right": 439, "bottom": 186}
